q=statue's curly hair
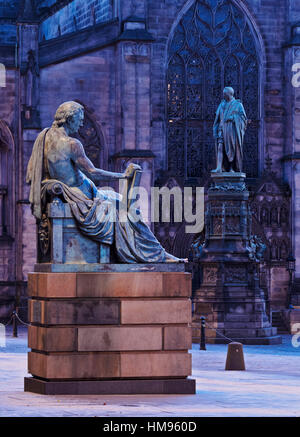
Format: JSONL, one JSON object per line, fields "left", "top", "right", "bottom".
{"left": 223, "top": 86, "right": 234, "bottom": 96}
{"left": 52, "top": 101, "right": 84, "bottom": 127}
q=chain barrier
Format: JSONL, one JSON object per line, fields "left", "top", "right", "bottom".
{"left": 3, "top": 311, "right": 243, "bottom": 344}
{"left": 3, "top": 315, "right": 13, "bottom": 327}
{"left": 204, "top": 320, "right": 241, "bottom": 344}
{"left": 1, "top": 311, "right": 30, "bottom": 339}
{"left": 14, "top": 312, "right": 30, "bottom": 327}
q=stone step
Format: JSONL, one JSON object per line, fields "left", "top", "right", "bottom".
{"left": 24, "top": 377, "right": 196, "bottom": 395}
{"left": 271, "top": 311, "right": 289, "bottom": 334}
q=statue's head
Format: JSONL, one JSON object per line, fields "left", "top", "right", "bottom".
{"left": 223, "top": 87, "right": 234, "bottom": 101}
{"left": 53, "top": 101, "right": 84, "bottom": 134}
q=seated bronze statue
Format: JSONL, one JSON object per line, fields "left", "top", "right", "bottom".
{"left": 26, "top": 101, "right": 183, "bottom": 263}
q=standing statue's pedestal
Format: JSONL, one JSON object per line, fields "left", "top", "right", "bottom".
{"left": 24, "top": 265, "right": 195, "bottom": 395}
{"left": 192, "top": 172, "right": 282, "bottom": 345}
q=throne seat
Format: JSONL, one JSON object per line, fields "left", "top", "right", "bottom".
{"left": 37, "top": 197, "right": 110, "bottom": 266}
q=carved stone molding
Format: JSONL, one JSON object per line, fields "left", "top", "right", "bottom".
{"left": 203, "top": 266, "right": 218, "bottom": 284}
{"left": 38, "top": 214, "right": 51, "bottom": 257}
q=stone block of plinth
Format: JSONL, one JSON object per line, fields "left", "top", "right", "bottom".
{"left": 24, "top": 378, "right": 196, "bottom": 395}
{"left": 28, "top": 271, "right": 191, "bottom": 298}
{"left": 28, "top": 325, "right": 192, "bottom": 352}
{"left": 28, "top": 351, "right": 192, "bottom": 380}
{"left": 77, "top": 326, "right": 162, "bottom": 351}
{"left": 120, "top": 352, "right": 192, "bottom": 378}
{"left": 28, "top": 351, "right": 120, "bottom": 379}
{"left": 34, "top": 263, "right": 186, "bottom": 274}
{"left": 28, "top": 326, "right": 77, "bottom": 352}
{"left": 28, "top": 273, "right": 76, "bottom": 298}
{"left": 76, "top": 271, "right": 191, "bottom": 298}
{"left": 26, "top": 269, "right": 195, "bottom": 395}
{"left": 120, "top": 300, "right": 191, "bottom": 324}
{"left": 28, "top": 298, "right": 120, "bottom": 325}
{"left": 163, "top": 326, "right": 192, "bottom": 350}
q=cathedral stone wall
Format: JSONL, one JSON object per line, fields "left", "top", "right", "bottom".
{"left": 0, "top": 67, "right": 18, "bottom": 319}
{"left": 0, "top": 24, "right": 17, "bottom": 44}
{"left": 39, "top": 0, "right": 113, "bottom": 41}
{"left": 0, "top": 69, "right": 18, "bottom": 127}
{"left": 39, "top": 47, "right": 116, "bottom": 159}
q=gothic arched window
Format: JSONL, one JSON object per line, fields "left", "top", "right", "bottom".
{"left": 167, "top": 0, "right": 260, "bottom": 180}
{"left": 0, "top": 120, "right": 13, "bottom": 237}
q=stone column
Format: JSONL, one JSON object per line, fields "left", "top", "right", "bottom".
{"left": 16, "top": 5, "right": 40, "bottom": 313}
{"left": 114, "top": 17, "right": 155, "bottom": 224}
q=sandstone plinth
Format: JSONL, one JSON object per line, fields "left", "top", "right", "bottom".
{"left": 25, "top": 269, "right": 195, "bottom": 395}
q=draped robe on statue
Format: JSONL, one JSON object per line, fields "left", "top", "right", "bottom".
{"left": 26, "top": 128, "right": 169, "bottom": 263}
{"left": 213, "top": 98, "right": 247, "bottom": 172}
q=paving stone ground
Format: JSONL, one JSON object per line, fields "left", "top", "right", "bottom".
{"left": 0, "top": 327, "right": 299, "bottom": 417}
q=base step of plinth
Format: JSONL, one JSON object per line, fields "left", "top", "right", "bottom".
{"left": 34, "top": 263, "right": 186, "bottom": 273}
{"left": 24, "top": 377, "right": 196, "bottom": 395}
{"left": 192, "top": 335, "right": 282, "bottom": 345}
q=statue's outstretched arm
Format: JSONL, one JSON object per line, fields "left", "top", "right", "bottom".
{"left": 71, "top": 138, "right": 125, "bottom": 182}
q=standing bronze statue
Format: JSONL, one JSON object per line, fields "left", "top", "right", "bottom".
{"left": 212, "top": 87, "right": 248, "bottom": 173}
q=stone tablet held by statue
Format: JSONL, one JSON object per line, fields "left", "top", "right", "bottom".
{"left": 212, "top": 87, "right": 248, "bottom": 173}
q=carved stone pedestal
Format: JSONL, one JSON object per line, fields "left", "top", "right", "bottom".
{"left": 25, "top": 266, "right": 195, "bottom": 395}
{"left": 192, "top": 172, "right": 282, "bottom": 345}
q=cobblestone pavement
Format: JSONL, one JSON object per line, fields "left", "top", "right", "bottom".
{"left": 0, "top": 327, "right": 299, "bottom": 417}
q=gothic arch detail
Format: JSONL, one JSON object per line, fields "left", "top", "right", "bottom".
{"left": 249, "top": 161, "right": 291, "bottom": 265}
{"left": 0, "top": 120, "right": 14, "bottom": 237}
{"left": 167, "top": 0, "right": 261, "bottom": 181}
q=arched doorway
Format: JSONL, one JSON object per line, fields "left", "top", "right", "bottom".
{"left": 167, "top": 0, "right": 262, "bottom": 181}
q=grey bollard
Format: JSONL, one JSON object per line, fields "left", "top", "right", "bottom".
{"left": 225, "top": 342, "right": 245, "bottom": 371}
